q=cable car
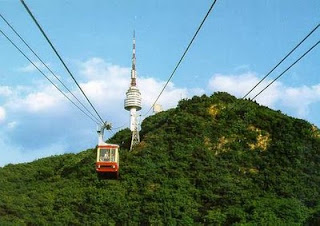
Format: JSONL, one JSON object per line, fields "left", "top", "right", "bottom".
{"left": 96, "top": 123, "right": 119, "bottom": 179}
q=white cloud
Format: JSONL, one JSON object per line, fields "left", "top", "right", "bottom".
{"left": 7, "top": 86, "right": 64, "bottom": 113}
{"left": 80, "top": 57, "right": 129, "bottom": 80}
{"left": 79, "top": 58, "right": 200, "bottom": 113}
{"left": 19, "top": 61, "right": 50, "bottom": 73}
{"left": 23, "top": 91, "right": 62, "bottom": 112}
{"left": 208, "top": 72, "right": 320, "bottom": 117}
{"left": 0, "top": 86, "right": 13, "bottom": 96}
{"left": 7, "top": 121, "right": 18, "bottom": 129}
{"left": 283, "top": 85, "right": 320, "bottom": 116}
{"left": 190, "top": 88, "right": 206, "bottom": 96}
{"left": 0, "top": 57, "right": 201, "bottom": 166}
{"left": 0, "top": 107, "right": 6, "bottom": 123}
{"left": 208, "top": 72, "right": 259, "bottom": 97}
{"left": 139, "top": 78, "right": 187, "bottom": 109}
{"left": 2, "top": 57, "right": 319, "bottom": 167}
{"left": 234, "top": 64, "right": 251, "bottom": 72}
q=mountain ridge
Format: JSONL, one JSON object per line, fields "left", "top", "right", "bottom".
{"left": 1, "top": 92, "right": 319, "bottom": 225}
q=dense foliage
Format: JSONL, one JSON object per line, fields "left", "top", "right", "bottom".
{"left": 1, "top": 92, "right": 319, "bottom": 225}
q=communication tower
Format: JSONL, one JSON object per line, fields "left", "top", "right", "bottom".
{"left": 124, "top": 32, "right": 142, "bottom": 150}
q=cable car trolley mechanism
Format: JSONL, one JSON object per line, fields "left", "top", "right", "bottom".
{"left": 96, "top": 122, "right": 119, "bottom": 178}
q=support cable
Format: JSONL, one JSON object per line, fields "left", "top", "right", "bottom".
{"left": 0, "top": 13, "right": 102, "bottom": 124}
{"left": 20, "top": 0, "right": 105, "bottom": 124}
{"left": 225, "top": 40, "right": 320, "bottom": 130}
{"left": 0, "top": 29, "right": 100, "bottom": 124}
{"left": 143, "top": 0, "right": 218, "bottom": 116}
{"left": 242, "top": 23, "right": 319, "bottom": 99}
{"left": 252, "top": 40, "right": 320, "bottom": 100}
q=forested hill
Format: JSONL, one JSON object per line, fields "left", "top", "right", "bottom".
{"left": 1, "top": 92, "right": 320, "bottom": 225}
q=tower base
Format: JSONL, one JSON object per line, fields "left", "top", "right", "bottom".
{"left": 130, "top": 129, "right": 140, "bottom": 150}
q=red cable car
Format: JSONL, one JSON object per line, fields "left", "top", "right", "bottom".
{"left": 96, "top": 123, "right": 119, "bottom": 179}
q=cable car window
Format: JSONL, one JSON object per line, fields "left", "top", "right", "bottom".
{"left": 99, "top": 148, "right": 116, "bottom": 162}
{"left": 99, "top": 149, "right": 109, "bottom": 162}
{"left": 110, "top": 149, "right": 115, "bottom": 162}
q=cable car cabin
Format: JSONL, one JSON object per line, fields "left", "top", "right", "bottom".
{"left": 96, "top": 144, "right": 119, "bottom": 176}
{"left": 96, "top": 122, "right": 120, "bottom": 179}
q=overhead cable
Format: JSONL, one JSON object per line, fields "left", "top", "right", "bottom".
{"left": 0, "top": 29, "right": 100, "bottom": 124}
{"left": 20, "top": 0, "right": 105, "bottom": 124}
{"left": 243, "top": 23, "right": 320, "bottom": 99}
{"left": 252, "top": 40, "right": 320, "bottom": 100}
{"left": 143, "top": 0, "right": 218, "bottom": 116}
{"left": 0, "top": 13, "right": 102, "bottom": 124}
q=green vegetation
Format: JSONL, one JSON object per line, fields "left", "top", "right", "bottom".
{"left": 0, "top": 92, "right": 319, "bottom": 225}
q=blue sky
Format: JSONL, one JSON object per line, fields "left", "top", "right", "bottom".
{"left": 0, "top": 0, "right": 319, "bottom": 166}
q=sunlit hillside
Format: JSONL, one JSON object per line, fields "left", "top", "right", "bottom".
{"left": 1, "top": 92, "right": 319, "bottom": 225}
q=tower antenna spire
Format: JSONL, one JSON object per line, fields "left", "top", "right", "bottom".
{"left": 131, "top": 30, "right": 136, "bottom": 86}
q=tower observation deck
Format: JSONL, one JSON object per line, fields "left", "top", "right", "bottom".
{"left": 124, "top": 32, "right": 142, "bottom": 150}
